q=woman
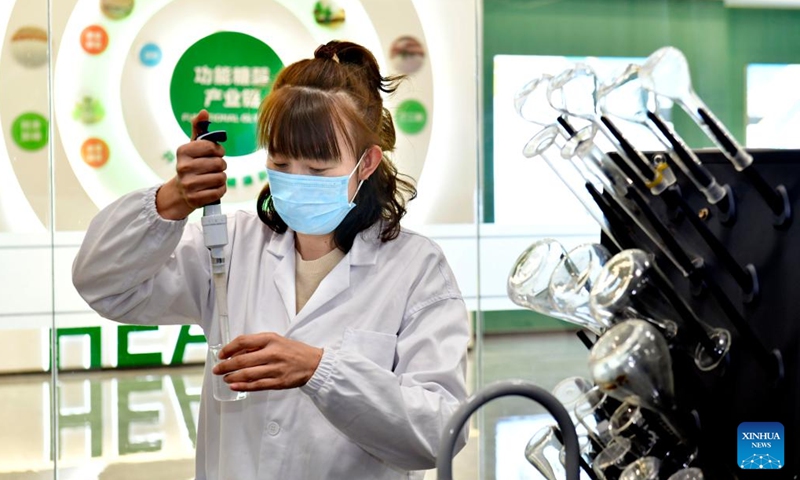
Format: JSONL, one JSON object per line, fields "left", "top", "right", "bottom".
{"left": 72, "top": 40, "right": 469, "bottom": 479}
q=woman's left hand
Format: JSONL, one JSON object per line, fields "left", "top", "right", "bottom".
{"left": 212, "top": 332, "right": 324, "bottom": 391}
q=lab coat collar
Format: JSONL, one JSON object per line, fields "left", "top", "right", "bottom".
{"left": 348, "top": 222, "right": 382, "bottom": 267}
{"left": 266, "top": 227, "right": 295, "bottom": 259}
{"left": 270, "top": 223, "right": 382, "bottom": 325}
{"left": 265, "top": 223, "right": 382, "bottom": 266}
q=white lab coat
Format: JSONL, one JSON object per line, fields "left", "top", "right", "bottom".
{"left": 72, "top": 186, "right": 470, "bottom": 480}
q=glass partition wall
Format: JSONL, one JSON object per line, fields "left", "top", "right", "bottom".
{"left": 1, "top": 0, "right": 481, "bottom": 479}
{"left": 0, "top": 0, "right": 55, "bottom": 477}
{"left": 479, "top": 1, "right": 800, "bottom": 479}
{"left": 14, "top": 1, "right": 800, "bottom": 479}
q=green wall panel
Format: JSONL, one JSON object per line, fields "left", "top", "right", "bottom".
{"left": 481, "top": 310, "right": 575, "bottom": 334}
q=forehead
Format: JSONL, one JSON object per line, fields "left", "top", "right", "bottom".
{"left": 262, "top": 86, "right": 362, "bottom": 162}
{"left": 269, "top": 130, "right": 358, "bottom": 163}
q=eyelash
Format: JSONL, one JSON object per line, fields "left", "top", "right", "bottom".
{"left": 269, "top": 161, "right": 327, "bottom": 174}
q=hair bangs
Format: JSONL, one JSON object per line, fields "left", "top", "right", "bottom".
{"left": 258, "top": 87, "right": 359, "bottom": 162}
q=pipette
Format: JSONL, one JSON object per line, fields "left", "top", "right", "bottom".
{"left": 196, "top": 120, "right": 247, "bottom": 402}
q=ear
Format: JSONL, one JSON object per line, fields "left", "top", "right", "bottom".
{"left": 358, "top": 145, "right": 383, "bottom": 181}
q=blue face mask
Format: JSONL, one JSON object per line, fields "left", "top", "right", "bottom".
{"left": 267, "top": 153, "right": 365, "bottom": 235}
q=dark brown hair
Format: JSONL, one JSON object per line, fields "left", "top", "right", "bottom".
{"left": 256, "top": 40, "right": 417, "bottom": 252}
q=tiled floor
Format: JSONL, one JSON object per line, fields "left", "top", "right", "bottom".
{"left": 0, "top": 331, "right": 589, "bottom": 480}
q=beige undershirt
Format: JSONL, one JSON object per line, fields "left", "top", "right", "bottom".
{"left": 295, "top": 248, "right": 346, "bottom": 314}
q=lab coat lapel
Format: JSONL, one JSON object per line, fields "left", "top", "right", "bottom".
{"left": 268, "top": 230, "right": 297, "bottom": 321}
{"left": 289, "top": 225, "right": 381, "bottom": 329}
{"left": 291, "top": 254, "right": 351, "bottom": 326}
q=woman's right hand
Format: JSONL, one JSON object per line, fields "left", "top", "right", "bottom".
{"left": 156, "top": 110, "right": 228, "bottom": 220}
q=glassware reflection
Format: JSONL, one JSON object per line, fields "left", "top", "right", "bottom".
{"left": 609, "top": 402, "right": 660, "bottom": 457}
{"left": 667, "top": 467, "right": 704, "bottom": 480}
{"left": 574, "top": 387, "right": 619, "bottom": 448}
{"left": 619, "top": 456, "right": 661, "bottom": 480}
{"left": 592, "top": 436, "right": 634, "bottom": 480}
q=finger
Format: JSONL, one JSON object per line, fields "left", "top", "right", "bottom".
{"left": 182, "top": 185, "right": 226, "bottom": 208}
{"left": 191, "top": 109, "right": 210, "bottom": 140}
{"left": 220, "top": 333, "right": 277, "bottom": 359}
{"left": 230, "top": 378, "right": 284, "bottom": 392}
{"left": 213, "top": 349, "right": 270, "bottom": 375}
{"left": 178, "top": 140, "right": 225, "bottom": 159}
{"left": 177, "top": 156, "right": 227, "bottom": 176}
{"left": 220, "top": 364, "right": 277, "bottom": 384}
{"left": 182, "top": 172, "right": 227, "bottom": 194}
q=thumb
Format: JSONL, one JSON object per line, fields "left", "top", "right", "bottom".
{"left": 191, "top": 109, "right": 210, "bottom": 140}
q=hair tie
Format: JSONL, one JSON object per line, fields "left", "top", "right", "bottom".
{"left": 314, "top": 44, "right": 340, "bottom": 63}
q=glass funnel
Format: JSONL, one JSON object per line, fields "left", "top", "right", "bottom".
{"left": 522, "top": 126, "right": 614, "bottom": 245}
{"left": 588, "top": 248, "right": 678, "bottom": 338}
{"left": 507, "top": 238, "right": 569, "bottom": 316}
{"left": 639, "top": 47, "right": 752, "bottom": 171}
{"left": 547, "top": 63, "right": 676, "bottom": 195}
{"left": 574, "top": 386, "right": 619, "bottom": 448}
{"left": 552, "top": 376, "right": 594, "bottom": 422}
{"left": 516, "top": 73, "right": 633, "bottom": 195}
{"left": 610, "top": 402, "right": 660, "bottom": 457}
{"left": 524, "top": 425, "right": 564, "bottom": 480}
{"left": 548, "top": 243, "right": 612, "bottom": 335}
{"left": 588, "top": 319, "right": 674, "bottom": 411}
{"left": 589, "top": 249, "right": 730, "bottom": 372}
{"left": 641, "top": 47, "right": 790, "bottom": 224}
{"left": 515, "top": 74, "right": 561, "bottom": 126}
{"left": 598, "top": 63, "right": 726, "bottom": 205}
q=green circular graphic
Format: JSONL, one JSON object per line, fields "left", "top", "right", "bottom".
{"left": 11, "top": 112, "right": 49, "bottom": 151}
{"left": 170, "top": 32, "right": 284, "bottom": 156}
{"left": 395, "top": 99, "right": 427, "bottom": 135}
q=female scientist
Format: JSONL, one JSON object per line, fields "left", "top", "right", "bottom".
{"left": 73, "top": 40, "right": 469, "bottom": 479}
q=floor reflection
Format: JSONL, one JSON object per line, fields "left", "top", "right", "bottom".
{"left": 0, "top": 331, "right": 588, "bottom": 480}
{"left": 0, "top": 367, "right": 202, "bottom": 479}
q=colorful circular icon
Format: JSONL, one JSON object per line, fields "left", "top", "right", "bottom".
{"left": 390, "top": 36, "right": 425, "bottom": 75}
{"left": 81, "top": 25, "right": 109, "bottom": 55}
{"left": 10, "top": 26, "right": 48, "bottom": 68}
{"left": 395, "top": 99, "right": 427, "bottom": 135}
{"left": 139, "top": 43, "right": 162, "bottom": 67}
{"left": 313, "top": 1, "right": 346, "bottom": 26}
{"left": 81, "top": 138, "right": 110, "bottom": 168}
{"left": 170, "top": 31, "right": 284, "bottom": 157}
{"left": 11, "top": 112, "right": 49, "bottom": 151}
{"left": 73, "top": 96, "right": 105, "bottom": 125}
{"left": 101, "top": 0, "right": 135, "bottom": 20}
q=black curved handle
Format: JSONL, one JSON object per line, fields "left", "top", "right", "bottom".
{"left": 436, "top": 380, "right": 581, "bottom": 480}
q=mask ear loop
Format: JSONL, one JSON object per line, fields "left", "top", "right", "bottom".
{"left": 348, "top": 149, "right": 371, "bottom": 203}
